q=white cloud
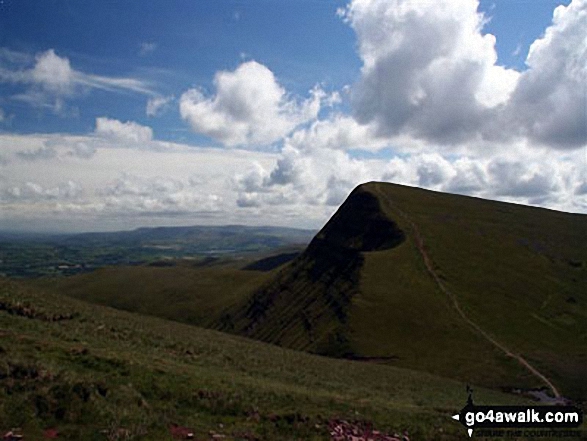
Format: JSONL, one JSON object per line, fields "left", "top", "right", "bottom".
{"left": 285, "top": 114, "right": 387, "bottom": 152}
{"left": 486, "top": 159, "right": 562, "bottom": 198}
{"left": 445, "top": 158, "right": 487, "bottom": 194}
{"left": 16, "top": 144, "right": 58, "bottom": 162}
{"left": 11, "top": 118, "right": 161, "bottom": 157}
{"left": 576, "top": 181, "right": 587, "bottom": 195}
{"left": 342, "top": 0, "right": 586, "bottom": 150}
{"left": 342, "top": 0, "right": 519, "bottom": 144}
{"left": 146, "top": 95, "right": 174, "bottom": 117}
{"left": 8, "top": 118, "right": 159, "bottom": 165}
{"left": 414, "top": 153, "right": 456, "bottom": 188}
{"left": 31, "top": 49, "right": 75, "bottom": 94}
{"left": 94, "top": 117, "right": 153, "bottom": 144}
{"left": 506, "top": 0, "right": 587, "bottom": 148}
{"left": 179, "top": 61, "right": 326, "bottom": 147}
{"left": 234, "top": 120, "right": 587, "bottom": 218}
{"left": 9, "top": 135, "right": 98, "bottom": 162}
{"left": 0, "top": 48, "right": 154, "bottom": 113}
{"left": 0, "top": 47, "right": 33, "bottom": 65}
{"left": 93, "top": 173, "right": 224, "bottom": 216}
{"left": 0, "top": 132, "right": 282, "bottom": 232}
{"left": 101, "top": 174, "right": 184, "bottom": 197}
{"left": 235, "top": 143, "right": 372, "bottom": 208}
{"left": 0, "top": 129, "right": 585, "bottom": 233}
{"left": 1, "top": 180, "right": 83, "bottom": 203}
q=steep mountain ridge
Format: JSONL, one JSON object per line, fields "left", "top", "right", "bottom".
{"left": 218, "top": 185, "right": 405, "bottom": 355}
{"left": 218, "top": 182, "right": 587, "bottom": 399}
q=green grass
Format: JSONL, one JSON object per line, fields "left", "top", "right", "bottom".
{"left": 32, "top": 261, "right": 271, "bottom": 328}
{"left": 0, "top": 279, "right": 538, "bottom": 440}
{"left": 25, "top": 182, "right": 587, "bottom": 407}
{"left": 366, "top": 183, "right": 587, "bottom": 400}
{"left": 208, "top": 183, "right": 587, "bottom": 400}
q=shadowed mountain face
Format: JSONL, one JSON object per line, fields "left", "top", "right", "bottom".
{"left": 308, "top": 188, "right": 406, "bottom": 253}
{"left": 219, "top": 186, "right": 406, "bottom": 356}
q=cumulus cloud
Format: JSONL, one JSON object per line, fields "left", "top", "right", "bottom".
{"left": 2, "top": 1, "right": 586, "bottom": 232}
{"left": 285, "top": 114, "right": 387, "bottom": 152}
{"left": 12, "top": 137, "right": 98, "bottom": 162}
{"left": 146, "top": 95, "right": 174, "bottom": 117}
{"left": 66, "top": 141, "right": 98, "bottom": 159}
{"left": 444, "top": 158, "right": 487, "bottom": 194}
{"left": 0, "top": 47, "right": 33, "bottom": 65}
{"left": 506, "top": 0, "right": 587, "bottom": 148}
{"left": 342, "top": 0, "right": 516, "bottom": 144}
{"left": 486, "top": 160, "right": 561, "bottom": 198}
{"left": 342, "top": 0, "right": 586, "bottom": 149}
{"left": 11, "top": 118, "right": 155, "bottom": 163}
{"left": 96, "top": 173, "right": 223, "bottom": 216}
{"left": 414, "top": 154, "right": 456, "bottom": 188}
{"left": 575, "top": 181, "right": 587, "bottom": 195}
{"left": 30, "top": 49, "right": 75, "bottom": 94}
{"left": 179, "top": 61, "right": 328, "bottom": 147}
{"left": 0, "top": 131, "right": 284, "bottom": 231}
{"left": 101, "top": 174, "right": 184, "bottom": 197}
{"left": 0, "top": 48, "right": 154, "bottom": 113}
{"left": 236, "top": 144, "right": 371, "bottom": 208}
{"left": 94, "top": 117, "right": 153, "bottom": 144}
{"left": 1, "top": 180, "right": 83, "bottom": 202}
{"left": 234, "top": 117, "right": 586, "bottom": 216}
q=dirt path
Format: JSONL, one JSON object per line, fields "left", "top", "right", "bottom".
{"left": 376, "top": 189, "right": 561, "bottom": 399}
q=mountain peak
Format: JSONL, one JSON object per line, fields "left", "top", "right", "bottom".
{"left": 309, "top": 183, "right": 405, "bottom": 252}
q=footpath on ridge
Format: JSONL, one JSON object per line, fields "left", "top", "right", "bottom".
{"left": 373, "top": 186, "right": 562, "bottom": 400}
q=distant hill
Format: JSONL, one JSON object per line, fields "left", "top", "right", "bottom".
{"left": 0, "top": 225, "right": 315, "bottom": 278}
{"left": 217, "top": 182, "right": 587, "bottom": 400}
{"left": 62, "top": 225, "right": 315, "bottom": 248}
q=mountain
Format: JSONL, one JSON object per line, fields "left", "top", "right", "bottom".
{"left": 62, "top": 225, "right": 315, "bottom": 248}
{"left": 34, "top": 182, "right": 587, "bottom": 402}
{"left": 217, "top": 182, "right": 587, "bottom": 400}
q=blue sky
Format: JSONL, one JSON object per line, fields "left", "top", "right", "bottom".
{"left": 0, "top": 0, "right": 585, "bottom": 232}
{"left": 2, "top": 0, "right": 357, "bottom": 143}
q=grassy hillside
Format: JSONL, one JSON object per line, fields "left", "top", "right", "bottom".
{"left": 34, "top": 261, "right": 272, "bottom": 328}
{"left": 217, "top": 183, "right": 587, "bottom": 400}
{"left": 0, "top": 279, "right": 535, "bottom": 440}
{"left": 365, "top": 183, "right": 587, "bottom": 399}
{"left": 31, "top": 182, "right": 587, "bottom": 403}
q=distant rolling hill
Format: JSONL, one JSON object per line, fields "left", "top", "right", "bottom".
{"left": 0, "top": 225, "right": 314, "bottom": 278}
{"left": 37, "top": 182, "right": 587, "bottom": 402}
{"left": 62, "top": 225, "right": 315, "bottom": 249}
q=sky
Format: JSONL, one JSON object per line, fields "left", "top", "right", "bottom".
{"left": 0, "top": 0, "right": 585, "bottom": 233}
